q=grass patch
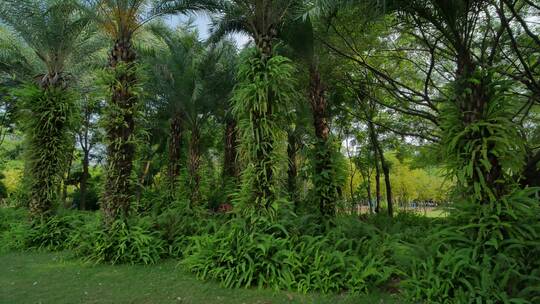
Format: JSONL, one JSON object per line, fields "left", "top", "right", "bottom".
{"left": 0, "top": 251, "right": 398, "bottom": 304}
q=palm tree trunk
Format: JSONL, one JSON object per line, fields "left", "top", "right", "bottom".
{"left": 224, "top": 118, "right": 239, "bottom": 179}
{"left": 455, "top": 50, "right": 504, "bottom": 202}
{"left": 27, "top": 77, "right": 74, "bottom": 218}
{"left": 80, "top": 149, "right": 89, "bottom": 210}
{"left": 309, "top": 63, "right": 337, "bottom": 217}
{"left": 168, "top": 113, "right": 183, "bottom": 188}
{"left": 102, "top": 36, "right": 137, "bottom": 225}
{"left": 188, "top": 126, "right": 201, "bottom": 204}
{"left": 310, "top": 64, "right": 330, "bottom": 142}
{"left": 287, "top": 131, "right": 298, "bottom": 203}
{"left": 249, "top": 31, "right": 276, "bottom": 210}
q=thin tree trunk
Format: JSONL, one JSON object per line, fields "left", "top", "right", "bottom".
{"left": 102, "top": 36, "right": 137, "bottom": 225}
{"left": 79, "top": 97, "right": 91, "bottom": 211}
{"left": 188, "top": 126, "right": 201, "bottom": 204}
{"left": 140, "top": 160, "right": 151, "bottom": 186}
{"left": 377, "top": 145, "right": 393, "bottom": 217}
{"left": 61, "top": 149, "right": 74, "bottom": 208}
{"left": 135, "top": 159, "right": 151, "bottom": 204}
{"left": 168, "top": 113, "right": 183, "bottom": 188}
{"left": 374, "top": 156, "right": 381, "bottom": 213}
{"left": 287, "top": 131, "right": 298, "bottom": 203}
{"left": 366, "top": 174, "right": 373, "bottom": 214}
{"left": 224, "top": 118, "right": 239, "bottom": 179}
{"left": 521, "top": 150, "right": 540, "bottom": 187}
{"left": 368, "top": 120, "right": 381, "bottom": 214}
{"left": 80, "top": 149, "right": 89, "bottom": 210}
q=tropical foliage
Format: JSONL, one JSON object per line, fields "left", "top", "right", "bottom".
{"left": 0, "top": 0, "right": 539, "bottom": 303}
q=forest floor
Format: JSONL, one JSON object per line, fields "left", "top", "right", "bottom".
{"left": 0, "top": 251, "right": 398, "bottom": 304}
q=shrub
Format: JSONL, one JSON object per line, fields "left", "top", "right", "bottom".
{"left": 403, "top": 188, "right": 540, "bottom": 303}
{"left": 1, "top": 210, "right": 85, "bottom": 252}
{"left": 362, "top": 211, "right": 444, "bottom": 245}
{"left": 4, "top": 184, "right": 30, "bottom": 208}
{"left": 1, "top": 221, "right": 33, "bottom": 252}
{"left": 30, "top": 212, "right": 85, "bottom": 250}
{"left": 0, "top": 207, "right": 27, "bottom": 233}
{"left": 135, "top": 186, "right": 171, "bottom": 214}
{"left": 71, "top": 216, "right": 165, "bottom": 265}
{"left": 71, "top": 186, "right": 100, "bottom": 211}
{"left": 154, "top": 203, "right": 222, "bottom": 257}
{"left": 0, "top": 176, "right": 7, "bottom": 201}
{"left": 183, "top": 215, "right": 398, "bottom": 293}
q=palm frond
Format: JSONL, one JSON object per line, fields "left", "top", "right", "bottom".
{"left": 0, "top": 25, "right": 41, "bottom": 79}
{"left": 0, "top": 0, "right": 95, "bottom": 78}
{"left": 152, "top": 0, "right": 222, "bottom": 16}
{"left": 143, "top": 23, "right": 235, "bottom": 126}
{"left": 208, "top": 4, "right": 250, "bottom": 44}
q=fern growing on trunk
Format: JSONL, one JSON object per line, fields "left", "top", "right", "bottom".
{"left": 18, "top": 85, "right": 78, "bottom": 218}
{"left": 232, "top": 47, "right": 297, "bottom": 216}
{"left": 101, "top": 59, "right": 142, "bottom": 224}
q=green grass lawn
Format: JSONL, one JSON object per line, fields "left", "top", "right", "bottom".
{"left": 0, "top": 251, "right": 398, "bottom": 304}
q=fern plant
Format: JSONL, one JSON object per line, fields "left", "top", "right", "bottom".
{"left": 440, "top": 71, "right": 524, "bottom": 204}
{"left": 70, "top": 215, "right": 165, "bottom": 265}
{"left": 183, "top": 214, "right": 398, "bottom": 293}
{"left": 404, "top": 188, "right": 540, "bottom": 303}
{"left": 232, "top": 47, "right": 297, "bottom": 216}
{"left": 17, "top": 85, "right": 79, "bottom": 217}
{"left": 1, "top": 211, "right": 85, "bottom": 252}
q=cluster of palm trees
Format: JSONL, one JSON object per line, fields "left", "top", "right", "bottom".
{"left": 2, "top": 0, "right": 537, "bottom": 227}
{"left": 0, "top": 0, "right": 221, "bottom": 223}
{"left": 0, "top": 0, "right": 344, "bottom": 225}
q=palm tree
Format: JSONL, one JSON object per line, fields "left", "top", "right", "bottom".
{"left": 145, "top": 23, "right": 236, "bottom": 203}
{"left": 84, "top": 0, "right": 216, "bottom": 223}
{"left": 0, "top": 0, "right": 95, "bottom": 218}
{"left": 211, "top": 0, "right": 300, "bottom": 212}
{"left": 215, "top": 7, "right": 340, "bottom": 216}
{"left": 201, "top": 42, "right": 239, "bottom": 184}
{"left": 297, "top": 0, "right": 394, "bottom": 216}
{"left": 281, "top": 17, "right": 341, "bottom": 217}
{"left": 148, "top": 24, "right": 204, "bottom": 200}
{"left": 211, "top": 0, "right": 301, "bottom": 57}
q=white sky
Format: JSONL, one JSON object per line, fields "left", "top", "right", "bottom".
{"left": 163, "top": 14, "right": 251, "bottom": 48}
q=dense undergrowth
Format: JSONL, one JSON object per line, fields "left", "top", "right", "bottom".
{"left": 404, "top": 189, "right": 540, "bottom": 303}
{"left": 1, "top": 195, "right": 539, "bottom": 303}
{"left": 0, "top": 204, "right": 424, "bottom": 294}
